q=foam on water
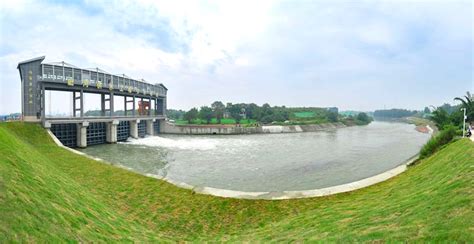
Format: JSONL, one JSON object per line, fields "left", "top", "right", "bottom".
{"left": 127, "top": 136, "right": 219, "bottom": 150}
{"left": 126, "top": 135, "right": 259, "bottom": 151}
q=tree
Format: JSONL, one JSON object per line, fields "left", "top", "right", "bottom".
{"left": 184, "top": 108, "right": 198, "bottom": 124}
{"left": 199, "top": 106, "right": 213, "bottom": 124}
{"left": 439, "top": 103, "right": 457, "bottom": 114}
{"left": 261, "top": 115, "right": 273, "bottom": 124}
{"left": 373, "top": 109, "right": 417, "bottom": 118}
{"left": 431, "top": 107, "right": 449, "bottom": 129}
{"left": 454, "top": 91, "right": 473, "bottom": 121}
{"left": 245, "top": 103, "right": 259, "bottom": 120}
{"left": 211, "top": 101, "right": 225, "bottom": 124}
{"left": 328, "top": 111, "right": 338, "bottom": 122}
{"left": 356, "top": 112, "right": 370, "bottom": 123}
{"left": 227, "top": 104, "right": 243, "bottom": 124}
{"left": 167, "top": 109, "right": 185, "bottom": 120}
{"left": 423, "top": 107, "right": 431, "bottom": 114}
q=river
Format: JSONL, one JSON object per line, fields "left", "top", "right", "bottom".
{"left": 79, "top": 121, "right": 430, "bottom": 192}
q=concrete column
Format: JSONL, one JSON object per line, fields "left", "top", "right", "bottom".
{"left": 76, "top": 121, "right": 89, "bottom": 148}
{"left": 41, "top": 84, "right": 45, "bottom": 122}
{"left": 146, "top": 119, "right": 154, "bottom": 135}
{"left": 132, "top": 96, "right": 136, "bottom": 116}
{"left": 80, "top": 89, "right": 84, "bottom": 119}
{"left": 72, "top": 91, "right": 76, "bottom": 117}
{"left": 130, "top": 119, "right": 139, "bottom": 139}
{"left": 100, "top": 94, "right": 105, "bottom": 116}
{"left": 124, "top": 96, "right": 127, "bottom": 116}
{"left": 110, "top": 93, "right": 114, "bottom": 118}
{"left": 106, "top": 120, "right": 119, "bottom": 143}
{"left": 159, "top": 119, "right": 165, "bottom": 133}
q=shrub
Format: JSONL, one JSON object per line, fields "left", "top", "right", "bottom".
{"left": 419, "top": 126, "right": 457, "bottom": 159}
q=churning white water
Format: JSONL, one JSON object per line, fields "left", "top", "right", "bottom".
{"left": 81, "top": 122, "right": 430, "bottom": 192}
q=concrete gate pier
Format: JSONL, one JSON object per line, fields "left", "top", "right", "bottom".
{"left": 76, "top": 121, "right": 89, "bottom": 148}
{"left": 146, "top": 119, "right": 154, "bottom": 135}
{"left": 130, "top": 120, "right": 140, "bottom": 139}
{"left": 106, "top": 120, "right": 119, "bottom": 143}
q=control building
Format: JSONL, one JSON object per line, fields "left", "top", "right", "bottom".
{"left": 17, "top": 56, "right": 167, "bottom": 148}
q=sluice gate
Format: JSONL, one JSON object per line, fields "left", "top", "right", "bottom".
{"left": 18, "top": 56, "right": 167, "bottom": 148}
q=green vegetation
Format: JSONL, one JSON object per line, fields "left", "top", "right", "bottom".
{"left": 419, "top": 126, "right": 457, "bottom": 159}
{"left": 405, "top": 116, "right": 435, "bottom": 127}
{"left": 211, "top": 101, "right": 225, "bottom": 124}
{"left": 454, "top": 91, "right": 473, "bottom": 121}
{"left": 1, "top": 122, "right": 473, "bottom": 241}
{"left": 356, "top": 112, "right": 372, "bottom": 124}
{"left": 428, "top": 92, "right": 472, "bottom": 133}
{"left": 170, "top": 102, "right": 366, "bottom": 126}
{"left": 418, "top": 92, "right": 472, "bottom": 160}
{"left": 373, "top": 108, "right": 418, "bottom": 118}
{"left": 198, "top": 106, "right": 213, "bottom": 124}
{"left": 340, "top": 112, "right": 373, "bottom": 126}
{"left": 294, "top": 111, "right": 315, "bottom": 118}
{"left": 175, "top": 118, "right": 257, "bottom": 125}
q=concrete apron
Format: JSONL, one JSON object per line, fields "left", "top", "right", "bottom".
{"left": 47, "top": 129, "right": 417, "bottom": 200}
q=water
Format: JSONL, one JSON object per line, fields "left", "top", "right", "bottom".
{"left": 80, "top": 122, "right": 430, "bottom": 192}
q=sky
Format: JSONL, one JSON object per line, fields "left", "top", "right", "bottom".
{"left": 0, "top": 0, "right": 473, "bottom": 114}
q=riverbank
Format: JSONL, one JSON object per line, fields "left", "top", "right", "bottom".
{"left": 162, "top": 121, "right": 349, "bottom": 134}
{"left": 1, "top": 123, "right": 472, "bottom": 241}
{"left": 156, "top": 156, "right": 418, "bottom": 200}
{"left": 403, "top": 117, "right": 438, "bottom": 134}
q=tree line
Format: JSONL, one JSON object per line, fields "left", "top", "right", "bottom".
{"left": 168, "top": 102, "right": 373, "bottom": 126}
{"left": 373, "top": 109, "right": 418, "bottom": 118}
{"left": 419, "top": 92, "right": 472, "bottom": 159}
{"left": 429, "top": 92, "right": 473, "bottom": 130}
{"left": 168, "top": 102, "right": 343, "bottom": 124}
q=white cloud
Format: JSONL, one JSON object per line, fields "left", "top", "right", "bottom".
{"left": 235, "top": 58, "right": 249, "bottom": 66}
{"left": 0, "top": 0, "right": 472, "bottom": 114}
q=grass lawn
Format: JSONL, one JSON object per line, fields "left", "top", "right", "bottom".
{"left": 294, "top": 111, "right": 315, "bottom": 118}
{"left": 0, "top": 122, "right": 473, "bottom": 241}
{"left": 175, "top": 118, "right": 256, "bottom": 125}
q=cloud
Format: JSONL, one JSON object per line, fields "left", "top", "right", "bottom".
{"left": 0, "top": 0, "right": 472, "bottom": 114}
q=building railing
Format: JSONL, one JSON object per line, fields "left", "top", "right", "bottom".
{"left": 39, "top": 64, "right": 167, "bottom": 98}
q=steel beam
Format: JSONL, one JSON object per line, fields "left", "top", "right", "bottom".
{"left": 73, "top": 91, "right": 76, "bottom": 117}
{"left": 110, "top": 92, "right": 114, "bottom": 118}
{"left": 80, "top": 89, "right": 84, "bottom": 119}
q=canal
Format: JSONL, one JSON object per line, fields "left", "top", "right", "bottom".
{"left": 80, "top": 121, "right": 430, "bottom": 192}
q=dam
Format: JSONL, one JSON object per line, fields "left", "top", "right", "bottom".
{"left": 17, "top": 56, "right": 167, "bottom": 148}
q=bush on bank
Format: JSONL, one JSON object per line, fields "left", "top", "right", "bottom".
{"left": 419, "top": 125, "right": 457, "bottom": 159}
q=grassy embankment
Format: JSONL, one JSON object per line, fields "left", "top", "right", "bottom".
{"left": 1, "top": 122, "right": 473, "bottom": 241}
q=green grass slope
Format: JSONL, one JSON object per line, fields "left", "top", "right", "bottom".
{"left": 0, "top": 122, "right": 472, "bottom": 242}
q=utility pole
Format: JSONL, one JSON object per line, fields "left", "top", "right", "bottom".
{"left": 461, "top": 108, "right": 466, "bottom": 138}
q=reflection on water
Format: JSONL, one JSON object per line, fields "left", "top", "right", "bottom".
{"left": 80, "top": 122, "right": 430, "bottom": 191}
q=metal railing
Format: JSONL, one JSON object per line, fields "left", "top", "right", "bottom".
{"left": 40, "top": 64, "right": 167, "bottom": 97}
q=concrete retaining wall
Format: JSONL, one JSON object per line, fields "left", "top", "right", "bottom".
{"left": 163, "top": 122, "right": 348, "bottom": 135}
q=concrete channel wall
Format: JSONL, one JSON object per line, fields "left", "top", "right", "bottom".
{"left": 162, "top": 122, "right": 348, "bottom": 135}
